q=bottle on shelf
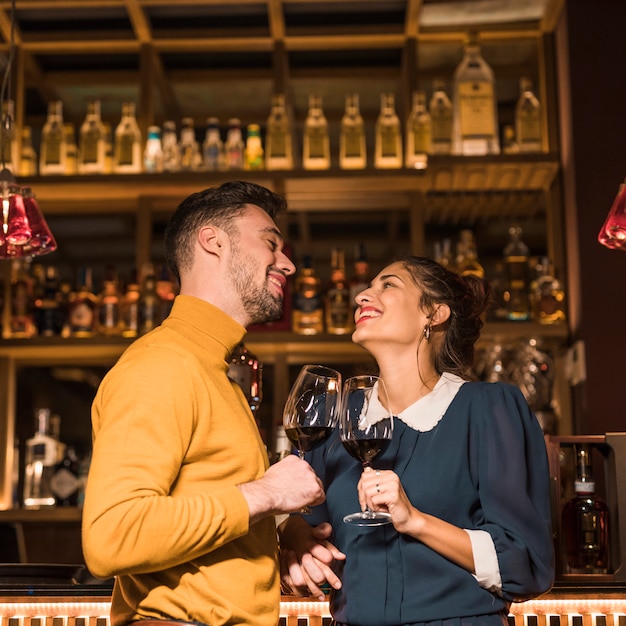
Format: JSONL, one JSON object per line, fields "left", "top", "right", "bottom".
{"left": 405, "top": 90, "right": 431, "bottom": 170}
{"left": 455, "top": 229, "right": 484, "bottom": 278}
{"left": 325, "top": 247, "right": 353, "bottom": 335}
{"left": 515, "top": 77, "right": 543, "bottom": 153}
{"left": 503, "top": 224, "right": 530, "bottom": 321}
{"left": 139, "top": 264, "right": 160, "bottom": 335}
{"left": 33, "top": 265, "right": 63, "bottom": 337}
{"left": 23, "top": 407, "right": 58, "bottom": 509}
{"left": 224, "top": 118, "right": 244, "bottom": 169}
{"left": 502, "top": 125, "right": 519, "bottom": 154}
{"left": 68, "top": 266, "right": 99, "bottom": 338}
{"left": 78, "top": 100, "right": 107, "bottom": 174}
{"left": 179, "top": 117, "right": 202, "bottom": 171}
{"left": 113, "top": 102, "right": 142, "bottom": 173}
{"left": 121, "top": 270, "right": 141, "bottom": 338}
{"left": 452, "top": 33, "right": 500, "bottom": 155}
{"left": 530, "top": 257, "right": 566, "bottom": 325}
{"left": 64, "top": 123, "right": 78, "bottom": 175}
{"left": 227, "top": 342, "right": 263, "bottom": 417}
{"left": 8, "top": 259, "right": 36, "bottom": 339}
{"left": 292, "top": 255, "right": 324, "bottom": 335}
{"left": 244, "top": 123, "right": 265, "bottom": 170}
{"left": 265, "top": 94, "right": 293, "bottom": 171}
{"left": 144, "top": 125, "right": 164, "bottom": 173}
{"left": 302, "top": 94, "right": 330, "bottom": 170}
{"left": 18, "top": 126, "right": 38, "bottom": 177}
{"left": 339, "top": 93, "right": 366, "bottom": 170}
{"left": 203, "top": 117, "right": 225, "bottom": 171}
{"left": 349, "top": 242, "right": 370, "bottom": 306}
{"left": 98, "top": 267, "right": 123, "bottom": 336}
{"left": 162, "top": 120, "right": 182, "bottom": 172}
{"left": 562, "top": 444, "right": 610, "bottom": 574}
{"left": 39, "top": 100, "right": 67, "bottom": 175}
{"left": 50, "top": 445, "right": 81, "bottom": 507}
{"left": 374, "top": 92, "right": 402, "bottom": 169}
{"left": 429, "top": 79, "right": 453, "bottom": 155}
{"left": 0, "top": 99, "right": 17, "bottom": 171}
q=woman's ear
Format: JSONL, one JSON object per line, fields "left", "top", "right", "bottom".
{"left": 431, "top": 304, "right": 451, "bottom": 326}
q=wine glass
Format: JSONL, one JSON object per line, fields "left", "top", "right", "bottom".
{"left": 339, "top": 375, "right": 394, "bottom": 526}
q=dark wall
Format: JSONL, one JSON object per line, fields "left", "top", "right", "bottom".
{"left": 561, "top": 1, "right": 626, "bottom": 433}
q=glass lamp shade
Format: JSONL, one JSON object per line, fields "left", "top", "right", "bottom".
{"left": 598, "top": 181, "right": 626, "bottom": 251}
{"left": 22, "top": 187, "right": 57, "bottom": 254}
{"left": 2, "top": 185, "right": 31, "bottom": 245}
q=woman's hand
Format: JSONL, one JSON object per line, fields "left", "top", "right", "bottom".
{"left": 278, "top": 515, "right": 346, "bottom": 600}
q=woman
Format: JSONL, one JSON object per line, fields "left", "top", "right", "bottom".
{"left": 278, "top": 255, "right": 554, "bottom": 626}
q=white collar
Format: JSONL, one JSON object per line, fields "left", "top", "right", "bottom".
{"left": 396, "top": 372, "right": 466, "bottom": 432}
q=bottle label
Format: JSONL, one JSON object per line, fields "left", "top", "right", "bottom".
{"left": 268, "top": 131, "right": 287, "bottom": 158}
{"left": 306, "top": 129, "right": 327, "bottom": 160}
{"left": 343, "top": 129, "right": 364, "bottom": 158}
{"left": 458, "top": 82, "right": 496, "bottom": 138}
{"left": 50, "top": 467, "right": 81, "bottom": 501}
{"left": 380, "top": 127, "right": 400, "bottom": 158}
{"left": 117, "top": 136, "right": 135, "bottom": 166}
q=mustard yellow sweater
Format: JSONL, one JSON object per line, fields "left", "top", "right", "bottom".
{"left": 82, "top": 295, "right": 278, "bottom": 626}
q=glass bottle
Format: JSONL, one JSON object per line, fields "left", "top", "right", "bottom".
{"left": 349, "top": 241, "right": 370, "bottom": 306}
{"left": 121, "top": 270, "right": 141, "bottom": 338}
{"left": 562, "top": 444, "right": 610, "bottom": 574}
{"left": 325, "top": 247, "right": 353, "bottom": 335}
{"left": 9, "top": 259, "right": 36, "bottom": 338}
{"left": 144, "top": 125, "right": 164, "bottom": 173}
{"left": 113, "top": 102, "right": 142, "bottom": 173}
{"left": 503, "top": 224, "right": 530, "bottom": 321}
{"left": 139, "top": 266, "right": 160, "bottom": 335}
{"left": 33, "top": 265, "right": 63, "bottom": 337}
{"left": 452, "top": 35, "right": 500, "bottom": 155}
{"left": 179, "top": 117, "right": 202, "bottom": 171}
{"left": 39, "top": 101, "right": 67, "bottom": 175}
{"left": 244, "top": 123, "right": 265, "bottom": 170}
{"left": 0, "top": 99, "right": 17, "bottom": 171}
{"left": 456, "top": 229, "right": 484, "bottom": 278}
{"left": 78, "top": 100, "right": 107, "bottom": 174}
{"left": 374, "top": 92, "right": 402, "bottom": 169}
{"left": 292, "top": 255, "right": 324, "bottom": 335}
{"left": 515, "top": 77, "right": 542, "bottom": 153}
{"left": 69, "top": 266, "right": 99, "bottom": 338}
{"left": 227, "top": 342, "right": 263, "bottom": 416}
{"left": 162, "top": 120, "right": 181, "bottom": 172}
{"left": 429, "top": 80, "right": 453, "bottom": 155}
{"left": 224, "top": 118, "right": 244, "bottom": 169}
{"left": 302, "top": 95, "right": 330, "bottom": 170}
{"left": 265, "top": 94, "right": 293, "bottom": 170}
{"left": 339, "top": 93, "right": 366, "bottom": 170}
{"left": 50, "top": 446, "right": 81, "bottom": 507}
{"left": 98, "top": 267, "right": 123, "bottom": 336}
{"left": 530, "top": 257, "right": 566, "bottom": 325}
{"left": 203, "top": 117, "right": 225, "bottom": 171}
{"left": 405, "top": 90, "right": 431, "bottom": 169}
{"left": 23, "top": 408, "right": 58, "bottom": 509}
{"left": 18, "top": 126, "right": 38, "bottom": 177}
{"left": 64, "top": 123, "right": 78, "bottom": 175}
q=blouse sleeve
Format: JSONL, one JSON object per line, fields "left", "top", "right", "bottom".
{"left": 470, "top": 382, "right": 555, "bottom": 602}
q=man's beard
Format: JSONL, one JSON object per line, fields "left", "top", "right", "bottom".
{"left": 228, "top": 245, "right": 284, "bottom": 325}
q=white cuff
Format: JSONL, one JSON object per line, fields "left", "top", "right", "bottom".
{"left": 464, "top": 528, "right": 502, "bottom": 595}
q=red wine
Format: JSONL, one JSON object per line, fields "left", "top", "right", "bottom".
{"left": 342, "top": 438, "right": 390, "bottom": 465}
{"left": 285, "top": 426, "right": 334, "bottom": 453}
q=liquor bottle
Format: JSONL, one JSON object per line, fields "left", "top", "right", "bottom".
{"left": 325, "top": 248, "right": 353, "bottom": 335}
{"left": 113, "top": 102, "right": 142, "bottom": 173}
{"left": 339, "top": 93, "right": 366, "bottom": 170}
{"left": 33, "top": 265, "right": 63, "bottom": 337}
{"left": 78, "top": 100, "right": 107, "bottom": 174}
{"left": 227, "top": 342, "right": 263, "bottom": 416}
{"left": 64, "top": 123, "right": 78, "bottom": 175}
{"left": 374, "top": 92, "right": 402, "bottom": 169}
{"left": 503, "top": 224, "right": 530, "bottom": 321}
{"left": 502, "top": 125, "right": 519, "bottom": 154}
{"left": 23, "top": 408, "right": 58, "bottom": 509}
{"left": 405, "top": 90, "right": 431, "bottom": 169}
{"left": 429, "top": 80, "right": 453, "bottom": 155}
{"left": 121, "top": 270, "right": 141, "bottom": 338}
{"left": 456, "top": 229, "right": 484, "bottom": 278}
{"left": 0, "top": 99, "right": 17, "bottom": 171}
{"left": 139, "top": 266, "right": 160, "bottom": 335}
{"left": 39, "top": 100, "right": 67, "bottom": 175}
{"left": 69, "top": 266, "right": 99, "bottom": 338}
{"left": 265, "top": 94, "right": 293, "bottom": 170}
{"left": 98, "top": 267, "right": 123, "bottom": 336}
{"left": 9, "top": 259, "right": 36, "bottom": 338}
{"left": 530, "top": 257, "right": 566, "bottom": 325}
{"left": 349, "top": 242, "right": 370, "bottom": 306}
{"left": 18, "top": 126, "right": 38, "bottom": 176}
{"left": 452, "top": 34, "right": 500, "bottom": 155}
{"left": 515, "top": 77, "right": 542, "bottom": 153}
{"left": 203, "top": 117, "right": 225, "bottom": 171}
{"left": 244, "top": 123, "right": 265, "bottom": 170}
{"left": 162, "top": 120, "right": 182, "bottom": 172}
{"left": 562, "top": 444, "right": 610, "bottom": 574}
{"left": 144, "top": 125, "right": 164, "bottom": 173}
{"left": 50, "top": 446, "right": 81, "bottom": 507}
{"left": 179, "top": 117, "right": 202, "bottom": 170}
{"left": 302, "top": 95, "right": 330, "bottom": 170}
{"left": 155, "top": 265, "right": 176, "bottom": 322}
{"left": 224, "top": 118, "right": 244, "bottom": 169}
{"left": 292, "top": 255, "right": 324, "bottom": 335}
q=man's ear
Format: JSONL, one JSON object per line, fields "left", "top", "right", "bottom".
{"left": 198, "top": 224, "right": 225, "bottom": 257}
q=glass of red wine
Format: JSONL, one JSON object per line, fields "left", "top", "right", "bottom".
{"left": 283, "top": 364, "right": 342, "bottom": 513}
{"left": 339, "top": 375, "right": 394, "bottom": 526}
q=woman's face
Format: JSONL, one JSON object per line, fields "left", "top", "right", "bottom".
{"left": 352, "top": 261, "right": 429, "bottom": 348}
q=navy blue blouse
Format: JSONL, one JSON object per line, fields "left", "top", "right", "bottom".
{"left": 306, "top": 381, "right": 555, "bottom": 626}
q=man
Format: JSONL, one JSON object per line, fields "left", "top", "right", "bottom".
{"left": 82, "top": 181, "right": 326, "bottom": 626}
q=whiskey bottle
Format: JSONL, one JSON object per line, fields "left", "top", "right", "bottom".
{"left": 339, "top": 93, "right": 366, "bottom": 170}
{"left": 33, "top": 265, "right": 63, "bottom": 337}
{"left": 39, "top": 100, "right": 67, "bottom": 175}
{"left": 144, "top": 125, "right": 164, "bottom": 173}
{"left": 179, "top": 117, "right": 202, "bottom": 170}
{"left": 375, "top": 92, "right": 402, "bottom": 169}
{"left": 18, "top": 126, "right": 38, "bottom": 176}
{"left": 78, "top": 100, "right": 107, "bottom": 174}
{"left": 224, "top": 118, "right": 244, "bottom": 169}
{"left": 265, "top": 94, "right": 293, "bottom": 170}
{"left": 562, "top": 444, "right": 610, "bottom": 574}
{"left": 349, "top": 242, "right": 370, "bottom": 306}
{"left": 244, "top": 123, "right": 265, "bottom": 170}
{"left": 50, "top": 446, "right": 81, "bottom": 507}
{"left": 515, "top": 77, "right": 542, "bottom": 153}
{"left": 203, "top": 117, "right": 225, "bottom": 171}
{"left": 325, "top": 247, "right": 353, "bottom": 335}
{"left": 23, "top": 408, "right": 58, "bottom": 509}
{"left": 64, "top": 123, "right": 78, "bottom": 175}
{"left": 302, "top": 95, "right": 330, "bottom": 170}
{"left": 292, "top": 255, "right": 324, "bottom": 335}
{"left": 113, "top": 102, "right": 142, "bottom": 173}
{"left": 503, "top": 225, "right": 530, "bottom": 321}
{"left": 98, "top": 267, "right": 123, "bottom": 336}
{"left": 452, "top": 35, "right": 500, "bottom": 155}
{"left": 69, "top": 266, "right": 99, "bottom": 338}
{"left": 405, "top": 90, "right": 431, "bottom": 169}
{"left": 530, "top": 257, "right": 566, "bottom": 325}
{"left": 429, "top": 80, "right": 453, "bottom": 155}
{"left": 162, "top": 120, "right": 182, "bottom": 172}
{"left": 456, "top": 230, "right": 484, "bottom": 278}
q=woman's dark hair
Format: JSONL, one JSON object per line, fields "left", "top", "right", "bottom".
{"left": 164, "top": 180, "right": 287, "bottom": 282}
{"left": 396, "top": 255, "right": 492, "bottom": 379}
